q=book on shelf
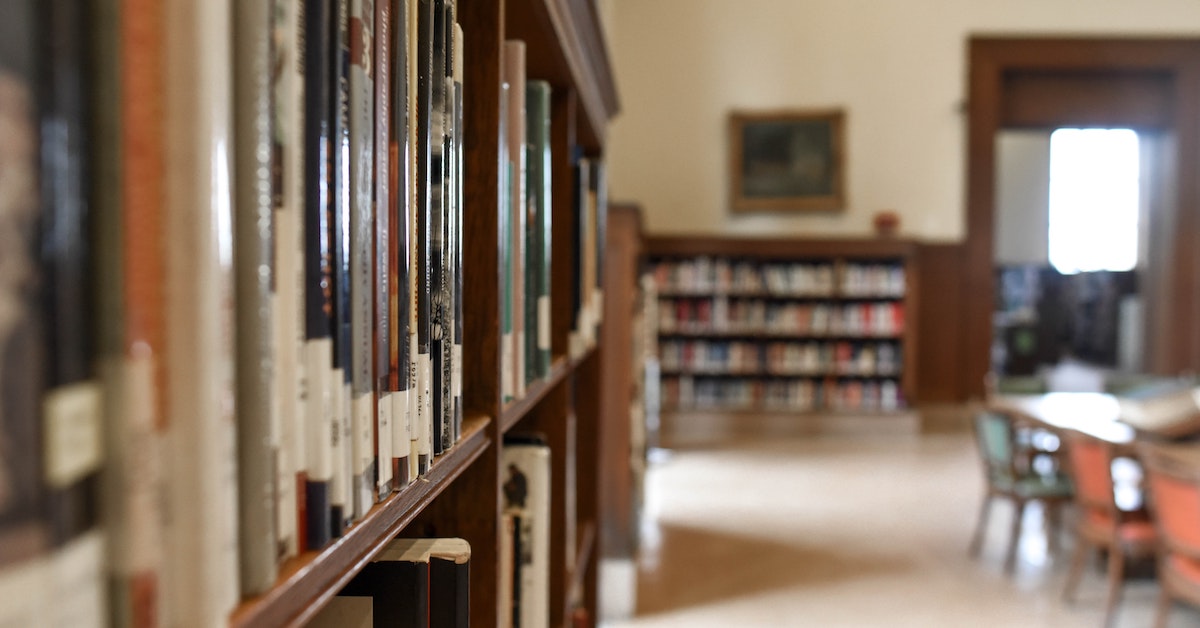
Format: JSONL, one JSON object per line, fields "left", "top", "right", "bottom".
{"left": 163, "top": 0, "right": 241, "bottom": 622}
{"left": 234, "top": 0, "right": 281, "bottom": 595}
{"left": 502, "top": 435, "right": 551, "bottom": 628}
{"left": 389, "top": 0, "right": 413, "bottom": 488}
{"left": 429, "top": 0, "right": 448, "bottom": 456}
{"left": 502, "top": 40, "right": 528, "bottom": 401}
{"left": 332, "top": 0, "right": 357, "bottom": 534}
{"left": 371, "top": 0, "right": 396, "bottom": 502}
{"left": 413, "top": 0, "right": 434, "bottom": 475}
{"left": 271, "top": 0, "right": 306, "bottom": 567}
{"left": 526, "top": 80, "right": 552, "bottom": 383}
{"left": 304, "top": 0, "right": 336, "bottom": 551}
{"left": 336, "top": 537, "right": 471, "bottom": 628}
{"left": 348, "top": 0, "right": 383, "bottom": 518}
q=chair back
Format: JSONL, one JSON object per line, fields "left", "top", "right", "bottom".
{"left": 1139, "top": 443, "right": 1200, "bottom": 559}
{"left": 1063, "top": 432, "right": 1118, "bottom": 523}
{"left": 973, "top": 412, "right": 1015, "bottom": 479}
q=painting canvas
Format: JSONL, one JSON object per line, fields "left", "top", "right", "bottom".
{"left": 730, "top": 110, "right": 845, "bottom": 212}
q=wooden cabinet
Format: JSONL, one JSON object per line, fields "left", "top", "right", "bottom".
{"left": 647, "top": 237, "right": 919, "bottom": 416}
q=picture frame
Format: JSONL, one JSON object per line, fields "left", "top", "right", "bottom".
{"left": 729, "top": 109, "right": 845, "bottom": 212}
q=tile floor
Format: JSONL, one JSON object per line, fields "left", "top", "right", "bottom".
{"left": 602, "top": 426, "right": 1200, "bottom": 627}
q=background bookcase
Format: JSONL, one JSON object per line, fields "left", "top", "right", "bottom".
{"left": 230, "top": 0, "right": 619, "bottom": 625}
{"left": 646, "top": 237, "right": 919, "bottom": 419}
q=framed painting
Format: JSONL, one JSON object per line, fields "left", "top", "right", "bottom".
{"left": 729, "top": 109, "right": 845, "bottom": 212}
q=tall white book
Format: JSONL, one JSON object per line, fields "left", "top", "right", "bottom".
{"left": 163, "top": 0, "right": 240, "bottom": 623}
{"left": 501, "top": 438, "right": 550, "bottom": 628}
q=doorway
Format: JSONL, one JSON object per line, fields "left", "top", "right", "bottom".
{"left": 962, "top": 37, "right": 1200, "bottom": 398}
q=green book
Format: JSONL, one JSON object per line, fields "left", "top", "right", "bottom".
{"left": 526, "top": 80, "right": 552, "bottom": 380}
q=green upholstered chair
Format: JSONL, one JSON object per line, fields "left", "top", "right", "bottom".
{"left": 970, "top": 411, "right": 1075, "bottom": 573}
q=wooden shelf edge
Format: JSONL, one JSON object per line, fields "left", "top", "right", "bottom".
{"left": 660, "top": 370, "right": 904, "bottom": 378}
{"left": 646, "top": 236, "right": 917, "bottom": 259}
{"left": 658, "top": 330, "right": 906, "bottom": 340}
{"left": 500, "top": 356, "right": 572, "bottom": 432}
{"left": 230, "top": 415, "right": 493, "bottom": 628}
{"left": 660, "top": 408, "right": 911, "bottom": 417}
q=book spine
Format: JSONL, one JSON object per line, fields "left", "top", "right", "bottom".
{"left": 526, "top": 81, "right": 552, "bottom": 381}
{"left": 430, "top": 552, "right": 470, "bottom": 628}
{"left": 591, "top": 160, "right": 607, "bottom": 335}
{"left": 502, "top": 442, "right": 551, "bottom": 628}
{"left": 405, "top": 0, "right": 420, "bottom": 483}
{"left": 570, "top": 154, "right": 586, "bottom": 358}
{"left": 302, "top": 0, "right": 334, "bottom": 551}
{"left": 234, "top": 0, "right": 280, "bottom": 596}
{"left": 372, "top": 0, "right": 394, "bottom": 499}
{"left": 414, "top": 0, "right": 434, "bottom": 474}
{"left": 348, "top": 0, "right": 379, "bottom": 517}
{"left": 0, "top": 2, "right": 53, "bottom": 622}
{"left": 429, "top": 0, "right": 447, "bottom": 456}
{"left": 451, "top": 20, "right": 464, "bottom": 444}
{"left": 502, "top": 41, "right": 526, "bottom": 397}
{"left": 271, "top": 0, "right": 305, "bottom": 564}
{"left": 163, "top": 0, "right": 240, "bottom": 621}
{"left": 331, "top": 0, "right": 358, "bottom": 531}
{"left": 389, "top": 0, "right": 412, "bottom": 487}
{"left": 498, "top": 79, "right": 513, "bottom": 404}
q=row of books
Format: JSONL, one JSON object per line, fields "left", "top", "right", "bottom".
{"left": 662, "top": 376, "right": 905, "bottom": 412}
{"left": 0, "top": 0, "right": 485, "bottom": 625}
{"left": 310, "top": 538, "right": 471, "bottom": 628}
{"left": 660, "top": 340, "right": 903, "bottom": 377}
{"left": 658, "top": 298, "right": 906, "bottom": 337}
{"left": 652, "top": 258, "right": 906, "bottom": 297}
{"left": 497, "top": 41, "right": 607, "bottom": 403}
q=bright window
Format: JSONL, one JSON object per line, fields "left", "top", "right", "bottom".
{"left": 1048, "top": 128, "right": 1139, "bottom": 274}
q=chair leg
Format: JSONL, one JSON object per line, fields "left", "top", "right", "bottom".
{"left": 1154, "top": 587, "right": 1172, "bottom": 628}
{"left": 1005, "top": 499, "right": 1026, "bottom": 574}
{"left": 1103, "top": 548, "right": 1125, "bottom": 628}
{"left": 1063, "top": 536, "right": 1090, "bottom": 603}
{"left": 1044, "top": 501, "right": 1062, "bottom": 556}
{"left": 969, "top": 495, "right": 992, "bottom": 558}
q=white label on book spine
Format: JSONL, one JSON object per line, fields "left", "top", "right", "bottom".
{"left": 392, "top": 388, "right": 410, "bottom": 455}
{"left": 418, "top": 356, "right": 433, "bottom": 457}
{"left": 452, "top": 344, "right": 462, "bottom": 398}
{"left": 50, "top": 530, "right": 107, "bottom": 628}
{"left": 501, "top": 333, "right": 514, "bottom": 400}
{"left": 515, "top": 329, "right": 526, "bottom": 396}
{"left": 123, "top": 352, "right": 163, "bottom": 572}
{"left": 43, "top": 381, "right": 104, "bottom": 488}
{"left": 378, "top": 393, "right": 393, "bottom": 492}
{"left": 306, "top": 340, "right": 334, "bottom": 482}
{"left": 351, "top": 392, "right": 371, "bottom": 514}
{"left": 0, "top": 554, "right": 50, "bottom": 627}
{"left": 537, "top": 295, "right": 551, "bottom": 351}
{"left": 329, "top": 371, "right": 345, "bottom": 512}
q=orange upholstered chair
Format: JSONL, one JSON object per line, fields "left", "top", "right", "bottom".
{"left": 1138, "top": 442, "right": 1200, "bottom": 628}
{"left": 1061, "top": 431, "right": 1157, "bottom": 627}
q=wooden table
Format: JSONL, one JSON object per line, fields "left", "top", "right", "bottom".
{"left": 989, "top": 392, "right": 1135, "bottom": 446}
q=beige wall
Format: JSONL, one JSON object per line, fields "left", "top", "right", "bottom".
{"left": 604, "top": 0, "right": 1200, "bottom": 241}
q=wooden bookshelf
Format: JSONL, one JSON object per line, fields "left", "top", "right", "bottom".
{"left": 647, "top": 236, "right": 919, "bottom": 417}
{"left": 225, "top": 0, "right": 620, "bottom": 626}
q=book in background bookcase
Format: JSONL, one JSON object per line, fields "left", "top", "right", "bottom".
{"left": 526, "top": 80, "right": 553, "bottom": 384}
{"left": 335, "top": 537, "right": 471, "bottom": 628}
{"left": 306, "top": 596, "right": 373, "bottom": 628}
{"left": 502, "top": 436, "right": 551, "bottom": 628}
{"left": 502, "top": 40, "right": 528, "bottom": 402}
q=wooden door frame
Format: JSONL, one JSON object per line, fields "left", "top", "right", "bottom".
{"left": 963, "top": 37, "right": 1200, "bottom": 398}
